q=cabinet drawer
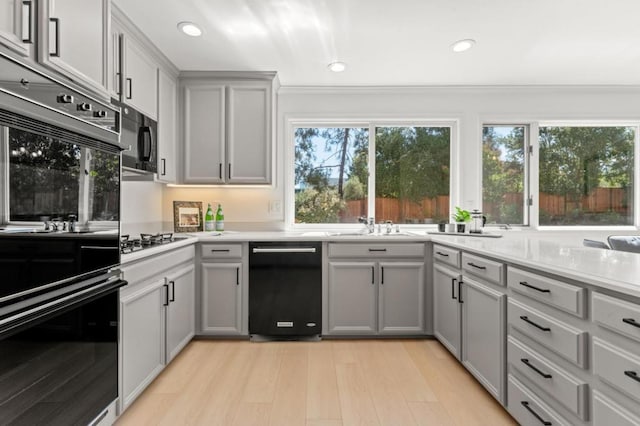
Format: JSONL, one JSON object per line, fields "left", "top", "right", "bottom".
{"left": 593, "top": 337, "right": 640, "bottom": 404}
{"left": 461, "top": 252, "right": 504, "bottom": 286}
{"left": 508, "top": 267, "right": 586, "bottom": 318}
{"left": 432, "top": 244, "right": 460, "bottom": 268}
{"left": 593, "top": 292, "right": 640, "bottom": 344}
{"left": 593, "top": 390, "right": 640, "bottom": 426}
{"left": 328, "top": 243, "right": 424, "bottom": 258}
{"left": 508, "top": 299, "right": 588, "bottom": 368}
{"left": 200, "top": 243, "right": 242, "bottom": 259}
{"left": 508, "top": 336, "right": 588, "bottom": 420}
{"left": 508, "top": 375, "right": 572, "bottom": 426}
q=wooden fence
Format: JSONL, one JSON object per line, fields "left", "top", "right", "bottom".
{"left": 343, "top": 187, "right": 629, "bottom": 223}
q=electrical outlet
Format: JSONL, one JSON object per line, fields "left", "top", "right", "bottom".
{"left": 269, "top": 200, "right": 282, "bottom": 214}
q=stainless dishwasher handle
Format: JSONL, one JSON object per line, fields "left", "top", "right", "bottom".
{"left": 252, "top": 248, "right": 316, "bottom": 253}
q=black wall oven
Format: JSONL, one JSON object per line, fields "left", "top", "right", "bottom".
{"left": 0, "top": 52, "right": 126, "bottom": 425}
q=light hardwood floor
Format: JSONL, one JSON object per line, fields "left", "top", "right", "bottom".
{"left": 116, "top": 339, "right": 516, "bottom": 426}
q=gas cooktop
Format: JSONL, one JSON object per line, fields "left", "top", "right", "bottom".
{"left": 120, "top": 233, "right": 188, "bottom": 254}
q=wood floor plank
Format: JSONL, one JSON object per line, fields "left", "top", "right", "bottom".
{"left": 116, "top": 339, "right": 516, "bottom": 426}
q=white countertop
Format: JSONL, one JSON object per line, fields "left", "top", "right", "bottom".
{"left": 120, "top": 230, "right": 640, "bottom": 299}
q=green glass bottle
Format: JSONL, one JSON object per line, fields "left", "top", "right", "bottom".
{"left": 215, "top": 204, "right": 224, "bottom": 232}
{"left": 204, "top": 203, "right": 214, "bottom": 231}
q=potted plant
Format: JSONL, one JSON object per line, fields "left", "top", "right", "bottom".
{"left": 452, "top": 206, "right": 471, "bottom": 233}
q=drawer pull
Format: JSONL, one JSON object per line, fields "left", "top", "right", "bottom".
{"left": 211, "top": 249, "right": 231, "bottom": 252}
{"left": 625, "top": 370, "right": 640, "bottom": 383}
{"left": 521, "top": 358, "right": 553, "bottom": 379}
{"left": 467, "top": 262, "right": 486, "bottom": 270}
{"left": 519, "top": 281, "right": 551, "bottom": 293}
{"left": 623, "top": 318, "right": 640, "bottom": 328}
{"left": 521, "top": 401, "right": 552, "bottom": 426}
{"left": 520, "top": 315, "right": 551, "bottom": 332}
{"left": 368, "top": 248, "right": 387, "bottom": 252}
{"left": 436, "top": 251, "right": 449, "bottom": 257}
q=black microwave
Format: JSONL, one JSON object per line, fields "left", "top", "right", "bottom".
{"left": 112, "top": 99, "right": 157, "bottom": 174}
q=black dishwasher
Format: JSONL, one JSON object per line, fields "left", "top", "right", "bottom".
{"left": 249, "top": 241, "right": 322, "bottom": 339}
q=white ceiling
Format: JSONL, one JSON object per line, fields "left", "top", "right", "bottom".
{"left": 114, "top": 0, "right": 640, "bottom": 86}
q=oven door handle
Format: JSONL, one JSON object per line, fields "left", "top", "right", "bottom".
{"left": 0, "top": 277, "right": 127, "bottom": 337}
{"left": 252, "top": 248, "right": 316, "bottom": 253}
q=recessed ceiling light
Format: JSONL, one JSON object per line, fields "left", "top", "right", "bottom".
{"left": 451, "top": 39, "right": 476, "bottom": 53}
{"left": 178, "top": 22, "right": 202, "bottom": 37}
{"left": 328, "top": 61, "right": 346, "bottom": 72}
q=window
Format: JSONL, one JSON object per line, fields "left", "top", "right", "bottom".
{"left": 482, "top": 123, "right": 636, "bottom": 227}
{"left": 538, "top": 126, "right": 634, "bottom": 226}
{"left": 482, "top": 125, "right": 528, "bottom": 225}
{"left": 293, "top": 124, "right": 451, "bottom": 225}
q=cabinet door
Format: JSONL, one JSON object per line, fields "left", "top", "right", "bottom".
{"left": 122, "top": 34, "right": 158, "bottom": 119}
{"left": 182, "top": 83, "right": 226, "bottom": 184}
{"left": 201, "top": 262, "right": 242, "bottom": 335}
{"left": 433, "top": 264, "right": 462, "bottom": 358}
{"left": 327, "top": 261, "right": 377, "bottom": 335}
{"left": 378, "top": 261, "right": 425, "bottom": 334}
{"left": 157, "top": 68, "right": 177, "bottom": 183}
{"left": 38, "top": 0, "right": 109, "bottom": 97}
{"left": 461, "top": 276, "right": 506, "bottom": 403}
{"left": 107, "top": 19, "right": 121, "bottom": 99}
{"left": 120, "top": 279, "right": 166, "bottom": 410}
{"left": 227, "top": 85, "right": 271, "bottom": 184}
{"left": 166, "top": 264, "right": 195, "bottom": 363}
{"left": 0, "top": 0, "right": 33, "bottom": 57}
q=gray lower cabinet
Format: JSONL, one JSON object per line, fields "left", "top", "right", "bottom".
{"left": 327, "top": 258, "right": 425, "bottom": 335}
{"left": 166, "top": 265, "right": 196, "bottom": 363}
{"left": 433, "top": 263, "right": 462, "bottom": 358}
{"left": 593, "top": 390, "right": 640, "bottom": 426}
{"left": 460, "top": 275, "right": 506, "bottom": 403}
{"left": 201, "top": 262, "right": 242, "bottom": 335}
{"left": 119, "top": 245, "right": 195, "bottom": 413}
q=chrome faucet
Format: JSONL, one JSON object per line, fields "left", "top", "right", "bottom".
{"left": 385, "top": 220, "right": 393, "bottom": 234}
{"left": 367, "top": 217, "right": 375, "bottom": 234}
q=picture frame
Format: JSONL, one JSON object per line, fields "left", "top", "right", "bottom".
{"left": 173, "top": 201, "right": 203, "bottom": 232}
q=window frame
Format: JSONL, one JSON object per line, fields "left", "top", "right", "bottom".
{"left": 286, "top": 118, "right": 458, "bottom": 230}
{"left": 481, "top": 120, "right": 639, "bottom": 230}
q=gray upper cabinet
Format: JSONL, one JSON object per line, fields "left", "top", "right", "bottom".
{"left": 157, "top": 68, "right": 177, "bottom": 183}
{"left": 121, "top": 32, "right": 158, "bottom": 119}
{"left": 180, "top": 73, "right": 276, "bottom": 185}
{"left": 38, "top": 0, "right": 110, "bottom": 98}
{"left": 0, "top": 0, "right": 34, "bottom": 57}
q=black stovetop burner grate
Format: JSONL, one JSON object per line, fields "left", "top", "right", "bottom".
{"left": 120, "top": 233, "right": 176, "bottom": 254}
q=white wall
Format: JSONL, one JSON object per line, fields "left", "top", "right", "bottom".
{"left": 121, "top": 181, "right": 165, "bottom": 234}
{"left": 140, "top": 85, "right": 640, "bottom": 232}
{"left": 277, "top": 85, "right": 640, "bottom": 228}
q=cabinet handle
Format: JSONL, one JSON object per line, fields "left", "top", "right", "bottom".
{"left": 219, "top": 163, "right": 222, "bottom": 179}
{"left": 211, "top": 249, "right": 230, "bottom": 252}
{"left": 163, "top": 284, "right": 169, "bottom": 306}
{"left": 458, "top": 280, "right": 463, "bottom": 304}
{"left": 520, "top": 315, "right": 551, "bottom": 332}
{"left": 381, "top": 267, "right": 384, "bottom": 285}
{"left": 368, "top": 248, "right": 387, "bottom": 252}
{"left": 519, "top": 281, "right": 551, "bottom": 293}
{"left": 436, "top": 251, "right": 449, "bottom": 257}
{"left": 623, "top": 318, "right": 640, "bottom": 328}
{"left": 466, "top": 262, "right": 486, "bottom": 270}
{"left": 451, "top": 278, "right": 457, "bottom": 300}
{"left": 625, "top": 370, "right": 640, "bottom": 383}
{"left": 126, "top": 78, "right": 132, "bottom": 99}
{"left": 49, "top": 17, "right": 60, "bottom": 57}
{"left": 371, "top": 266, "right": 375, "bottom": 285}
{"left": 521, "top": 358, "right": 553, "bottom": 379}
{"left": 236, "top": 267, "right": 240, "bottom": 285}
{"left": 22, "top": 1, "right": 33, "bottom": 43}
{"left": 170, "top": 280, "right": 175, "bottom": 302}
{"left": 520, "top": 401, "right": 552, "bottom": 426}
{"left": 161, "top": 158, "right": 166, "bottom": 176}
{"left": 115, "top": 72, "right": 121, "bottom": 95}
{"left": 228, "top": 163, "right": 231, "bottom": 180}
